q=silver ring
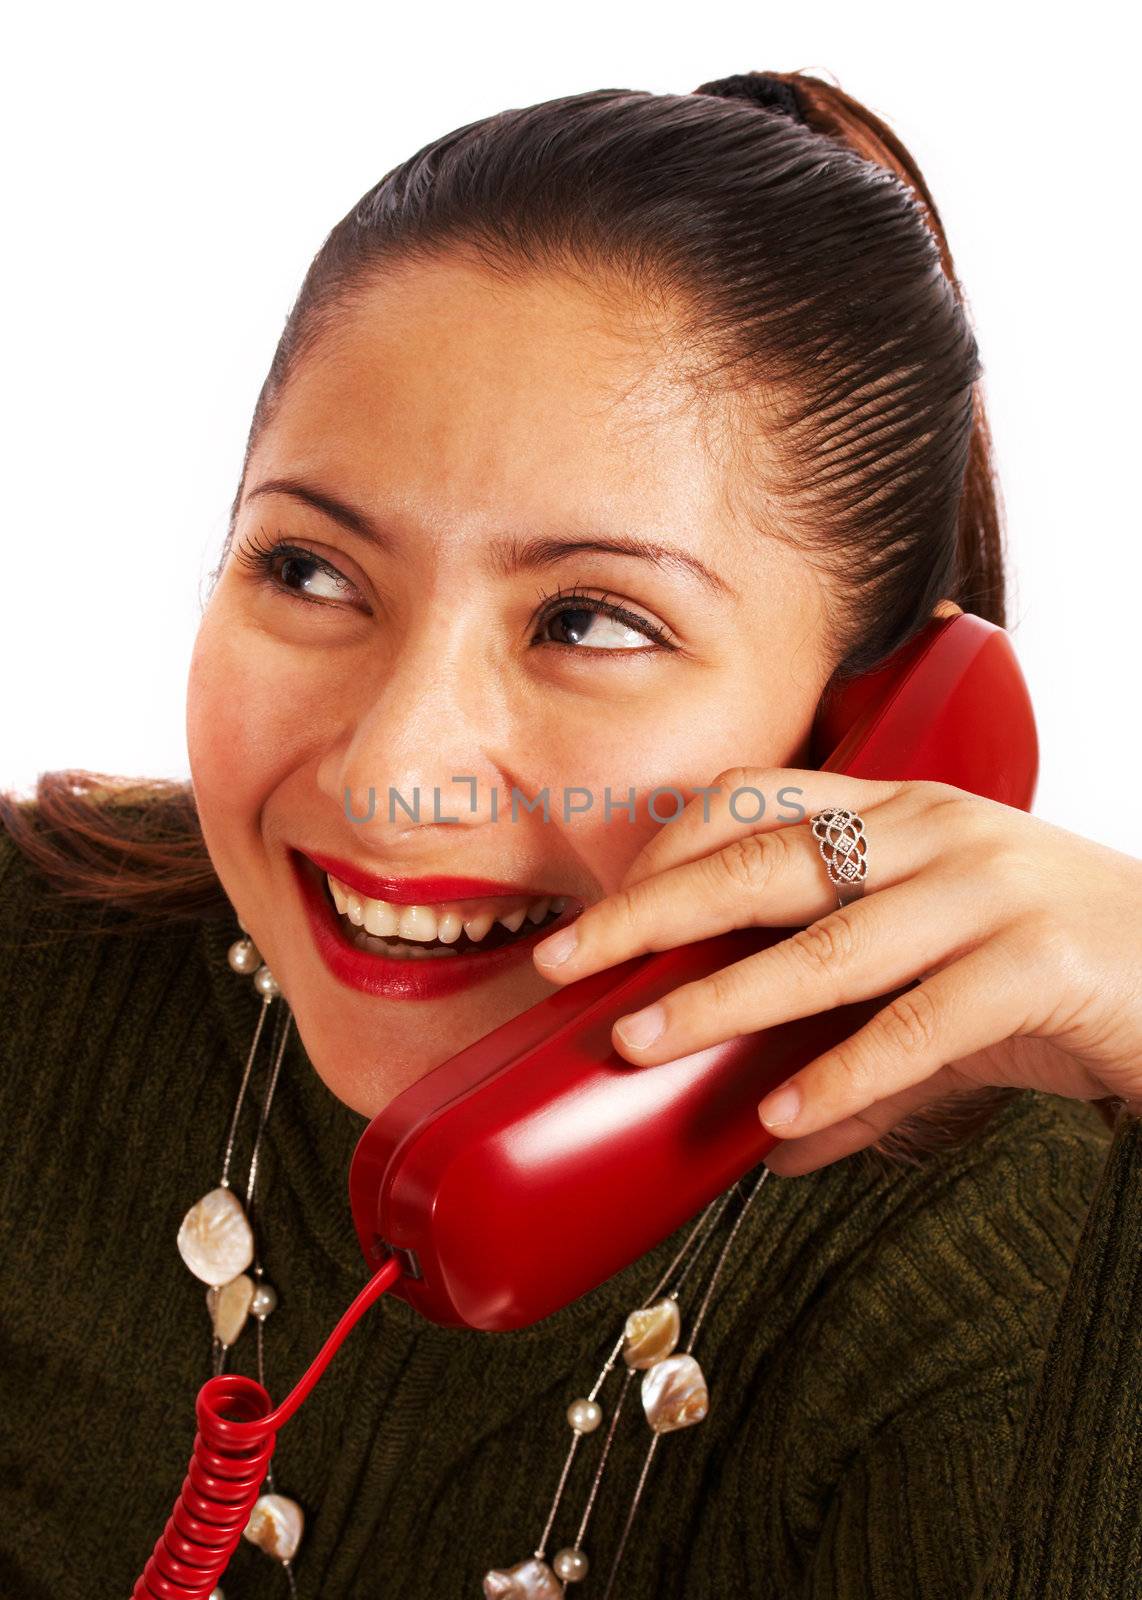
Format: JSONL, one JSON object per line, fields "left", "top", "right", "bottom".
{"left": 810, "top": 808, "right": 869, "bottom": 908}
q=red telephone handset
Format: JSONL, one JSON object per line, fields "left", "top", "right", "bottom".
{"left": 131, "top": 611, "right": 1038, "bottom": 1598}
{"left": 347, "top": 611, "right": 1038, "bottom": 1330}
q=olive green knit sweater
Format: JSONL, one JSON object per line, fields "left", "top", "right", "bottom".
{"left": 0, "top": 818, "right": 1138, "bottom": 1600}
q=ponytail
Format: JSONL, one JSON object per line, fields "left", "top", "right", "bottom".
{"left": 760, "top": 70, "right": 1007, "bottom": 629}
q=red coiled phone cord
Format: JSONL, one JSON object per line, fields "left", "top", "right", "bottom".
{"left": 131, "top": 1255, "right": 403, "bottom": 1600}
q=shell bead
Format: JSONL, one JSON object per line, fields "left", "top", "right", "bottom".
{"left": 253, "top": 964, "right": 280, "bottom": 999}
{"left": 553, "top": 1546, "right": 590, "bottom": 1582}
{"left": 622, "top": 1296, "right": 681, "bottom": 1369}
{"left": 177, "top": 1187, "right": 255, "bottom": 1286}
{"left": 243, "top": 1492, "right": 304, "bottom": 1560}
{"left": 482, "top": 1558, "right": 562, "bottom": 1598}
{"left": 640, "top": 1352, "right": 709, "bottom": 1433}
{"left": 206, "top": 1272, "right": 255, "bottom": 1347}
{"left": 566, "top": 1397, "right": 602, "bottom": 1433}
{"left": 227, "top": 937, "right": 261, "bottom": 975}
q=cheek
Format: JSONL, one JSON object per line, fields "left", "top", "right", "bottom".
{"left": 531, "top": 690, "right": 798, "bottom": 897}
{"left": 185, "top": 610, "right": 319, "bottom": 864}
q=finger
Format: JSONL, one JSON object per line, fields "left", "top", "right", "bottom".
{"left": 534, "top": 784, "right": 956, "bottom": 983}
{"left": 607, "top": 867, "right": 989, "bottom": 1062}
{"left": 761, "top": 1065, "right": 972, "bottom": 1177}
{"left": 754, "top": 939, "right": 1032, "bottom": 1139}
{"left": 616, "top": 766, "right": 908, "bottom": 891}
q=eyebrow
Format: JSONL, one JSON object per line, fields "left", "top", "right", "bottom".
{"left": 243, "top": 476, "right": 737, "bottom": 600}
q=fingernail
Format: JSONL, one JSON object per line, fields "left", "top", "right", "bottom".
{"left": 615, "top": 1003, "right": 666, "bottom": 1049}
{"left": 534, "top": 925, "right": 578, "bottom": 968}
{"left": 758, "top": 1084, "right": 802, "bottom": 1129}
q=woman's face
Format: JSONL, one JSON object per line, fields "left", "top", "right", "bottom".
{"left": 186, "top": 256, "right": 834, "bottom": 1117}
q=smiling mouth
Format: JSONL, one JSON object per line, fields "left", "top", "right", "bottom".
{"left": 319, "top": 871, "right": 573, "bottom": 962}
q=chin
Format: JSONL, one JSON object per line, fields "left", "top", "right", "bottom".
{"left": 273, "top": 964, "right": 544, "bottom": 1122}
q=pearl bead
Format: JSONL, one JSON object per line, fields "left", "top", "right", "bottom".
{"left": 253, "top": 964, "right": 280, "bottom": 999}
{"left": 566, "top": 1397, "right": 602, "bottom": 1434}
{"left": 209, "top": 1589, "right": 225, "bottom": 1600}
{"left": 227, "top": 937, "right": 261, "bottom": 974}
{"left": 251, "top": 1280, "right": 279, "bottom": 1319}
{"left": 553, "top": 1547, "right": 589, "bottom": 1582}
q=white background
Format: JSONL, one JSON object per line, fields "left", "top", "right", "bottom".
{"left": 2, "top": 1, "right": 1136, "bottom": 853}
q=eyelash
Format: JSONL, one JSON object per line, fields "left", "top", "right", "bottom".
{"left": 231, "top": 527, "right": 355, "bottom": 607}
{"left": 231, "top": 529, "right": 678, "bottom": 653}
{"left": 530, "top": 581, "right": 677, "bottom": 652}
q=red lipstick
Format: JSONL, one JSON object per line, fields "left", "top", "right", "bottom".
{"left": 288, "top": 849, "right": 579, "bottom": 1001}
{"left": 300, "top": 849, "right": 550, "bottom": 906}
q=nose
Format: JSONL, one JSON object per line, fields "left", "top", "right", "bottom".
{"left": 315, "top": 625, "right": 508, "bottom": 845}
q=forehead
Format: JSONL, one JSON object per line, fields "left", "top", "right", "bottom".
{"left": 248, "top": 255, "right": 742, "bottom": 540}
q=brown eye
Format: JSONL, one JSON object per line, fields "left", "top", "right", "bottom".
{"left": 272, "top": 551, "right": 354, "bottom": 603}
{"left": 532, "top": 590, "right": 675, "bottom": 652}
{"left": 231, "top": 532, "right": 361, "bottom": 608}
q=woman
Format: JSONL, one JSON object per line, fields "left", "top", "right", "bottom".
{"left": 0, "top": 69, "right": 1138, "bottom": 1600}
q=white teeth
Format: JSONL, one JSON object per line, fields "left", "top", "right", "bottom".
{"left": 324, "top": 872, "right": 568, "bottom": 950}
{"left": 397, "top": 905, "right": 438, "bottom": 942}
{"left": 351, "top": 928, "right": 457, "bottom": 959}
{"left": 364, "top": 899, "right": 400, "bottom": 937}
{"left": 462, "top": 909, "right": 496, "bottom": 942}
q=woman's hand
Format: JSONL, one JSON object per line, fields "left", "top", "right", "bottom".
{"left": 532, "top": 770, "right": 1142, "bottom": 1176}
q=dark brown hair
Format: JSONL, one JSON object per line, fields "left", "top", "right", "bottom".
{"left": 213, "top": 69, "right": 1006, "bottom": 669}
{"left": 5, "top": 69, "right": 1076, "bottom": 1159}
